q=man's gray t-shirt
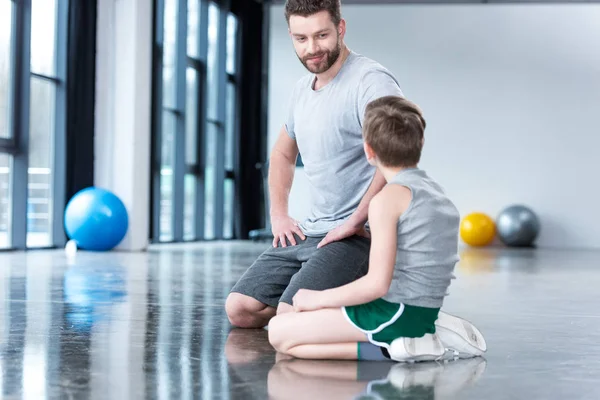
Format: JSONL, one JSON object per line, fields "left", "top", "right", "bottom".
{"left": 285, "top": 51, "right": 404, "bottom": 236}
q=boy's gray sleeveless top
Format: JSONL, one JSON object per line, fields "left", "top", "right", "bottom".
{"left": 382, "top": 168, "right": 460, "bottom": 308}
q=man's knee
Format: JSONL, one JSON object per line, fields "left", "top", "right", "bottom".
{"left": 225, "top": 293, "right": 254, "bottom": 327}
{"left": 225, "top": 293, "right": 271, "bottom": 328}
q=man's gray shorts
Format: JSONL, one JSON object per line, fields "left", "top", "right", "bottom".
{"left": 230, "top": 234, "right": 371, "bottom": 307}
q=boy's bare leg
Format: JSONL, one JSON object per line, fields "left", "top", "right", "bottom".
{"left": 268, "top": 308, "right": 368, "bottom": 360}
{"left": 276, "top": 302, "right": 294, "bottom": 314}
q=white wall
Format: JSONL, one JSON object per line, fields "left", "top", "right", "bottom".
{"left": 95, "top": 0, "right": 153, "bottom": 251}
{"left": 268, "top": 4, "right": 600, "bottom": 250}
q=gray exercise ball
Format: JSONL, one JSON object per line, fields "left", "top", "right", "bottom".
{"left": 496, "top": 205, "right": 540, "bottom": 247}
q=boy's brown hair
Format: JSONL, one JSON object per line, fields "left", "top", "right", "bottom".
{"left": 363, "top": 96, "right": 426, "bottom": 168}
{"left": 284, "top": 0, "right": 342, "bottom": 26}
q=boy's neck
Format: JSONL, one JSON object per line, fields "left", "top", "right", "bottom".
{"left": 378, "top": 164, "right": 418, "bottom": 183}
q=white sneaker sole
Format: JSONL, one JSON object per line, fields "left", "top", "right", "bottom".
{"left": 435, "top": 312, "right": 487, "bottom": 358}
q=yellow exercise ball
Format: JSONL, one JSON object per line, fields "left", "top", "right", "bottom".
{"left": 460, "top": 212, "right": 496, "bottom": 247}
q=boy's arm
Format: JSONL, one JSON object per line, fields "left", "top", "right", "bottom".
{"left": 294, "top": 185, "right": 411, "bottom": 311}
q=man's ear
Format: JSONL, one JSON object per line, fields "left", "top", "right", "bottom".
{"left": 338, "top": 18, "right": 346, "bottom": 39}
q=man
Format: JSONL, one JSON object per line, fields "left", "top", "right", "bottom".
{"left": 226, "top": 3, "right": 487, "bottom": 363}
{"left": 226, "top": 0, "right": 396, "bottom": 328}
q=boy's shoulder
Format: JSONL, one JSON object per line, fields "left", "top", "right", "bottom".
{"left": 369, "top": 184, "right": 412, "bottom": 221}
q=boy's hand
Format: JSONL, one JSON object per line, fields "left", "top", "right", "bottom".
{"left": 317, "top": 221, "right": 370, "bottom": 248}
{"left": 292, "top": 289, "right": 325, "bottom": 312}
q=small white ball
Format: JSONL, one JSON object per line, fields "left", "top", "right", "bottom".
{"left": 65, "top": 240, "right": 78, "bottom": 257}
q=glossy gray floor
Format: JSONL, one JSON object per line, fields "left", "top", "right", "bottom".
{"left": 1, "top": 242, "right": 599, "bottom": 399}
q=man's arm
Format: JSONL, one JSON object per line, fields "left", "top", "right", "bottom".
{"left": 268, "top": 126, "right": 306, "bottom": 247}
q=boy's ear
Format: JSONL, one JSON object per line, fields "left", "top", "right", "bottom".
{"left": 363, "top": 142, "right": 377, "bottom": 166}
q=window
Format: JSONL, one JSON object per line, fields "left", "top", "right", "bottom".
{"left": 0, "top": 1, "right": 13, "bottom": 249}
{"left": 224, "top": 12, "right": 238, "bottom": 239}
{"left": 0, "top": 0, "right": 67, "bottom": 250}
{"left": 27, "top": 77, "right": 55, "bottom": 247}
{"left": 0, "top": 154, "right": 11, "bottom": 248}
{"left": 159, "top": 111, "right": 176, "bottom": 241}
{"left": 0, "top": 1, "right": 14, "bottom": 141}
{"left": 152, "top": 0, "right": 240, "bottom": 242}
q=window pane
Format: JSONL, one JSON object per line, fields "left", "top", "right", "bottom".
{"left": 206, "top": 2, "right": 219, "bottom": 121}
{"left": 0, "top": 1, "right": 13, "bottom": 139}
{"left": 27, "top": 77, "right": 55, "bottom": 248}
{"left": 204, "top": 123, "right": 217, "bottom": 239}
{"left": 31, "top": 0, "right": 57, "bottom": 76}
{"left": 0, "top": 153, "right": 11, "bottom": 248}
{"left": 185, "top": 68, "right": 198, "bottom": 164}
{"left": 162, "top": 0, "right": 178, "bottom": 109}
{"left": 223, "top": 179, "right": 233, "bottom": 239}
{"left": 226, "top": 13, "right": 238, "bottom": 75}
{"left": 184, "top": 174, "right": 195, "bottom": 240}
{"left": 187, "top": 0, "right": 200, "bottom": 58}
{"left": 225, "top": 82, "right": 236, "bottom": 171}
{"left": 160, "top": 111, "right": 177, "bottom": 241}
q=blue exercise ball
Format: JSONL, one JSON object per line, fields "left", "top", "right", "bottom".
{"left": 496, "top": 205, "right": 540, "bottom": 247}
{"left": 64, "top": 187, "right": 129, "bottom": 251}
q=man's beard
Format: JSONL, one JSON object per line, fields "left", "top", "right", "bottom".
{"left": 298, "top": 40, "right": 342, "bottom": 74}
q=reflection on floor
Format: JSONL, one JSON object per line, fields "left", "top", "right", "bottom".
{"left": 1, "top": 242, "right": 599, "bottom": 399}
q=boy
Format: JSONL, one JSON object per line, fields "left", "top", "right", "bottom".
{"left": 268, "top": 96, "right": 487, "bottom": 362}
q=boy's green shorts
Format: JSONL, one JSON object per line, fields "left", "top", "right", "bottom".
{"left": 342, "top": 298, "right": 440, "bottom": 351}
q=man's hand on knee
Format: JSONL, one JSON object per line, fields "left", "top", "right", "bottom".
{"left": 271, "top": 215, "right": 306, "bottom": 248}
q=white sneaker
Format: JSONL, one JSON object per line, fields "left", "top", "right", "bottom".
{"left": 388, "top": 333, "right": 446, "bottom": 363}
{"left": 435, "top": 311, "right": 487, "bottom": 358}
